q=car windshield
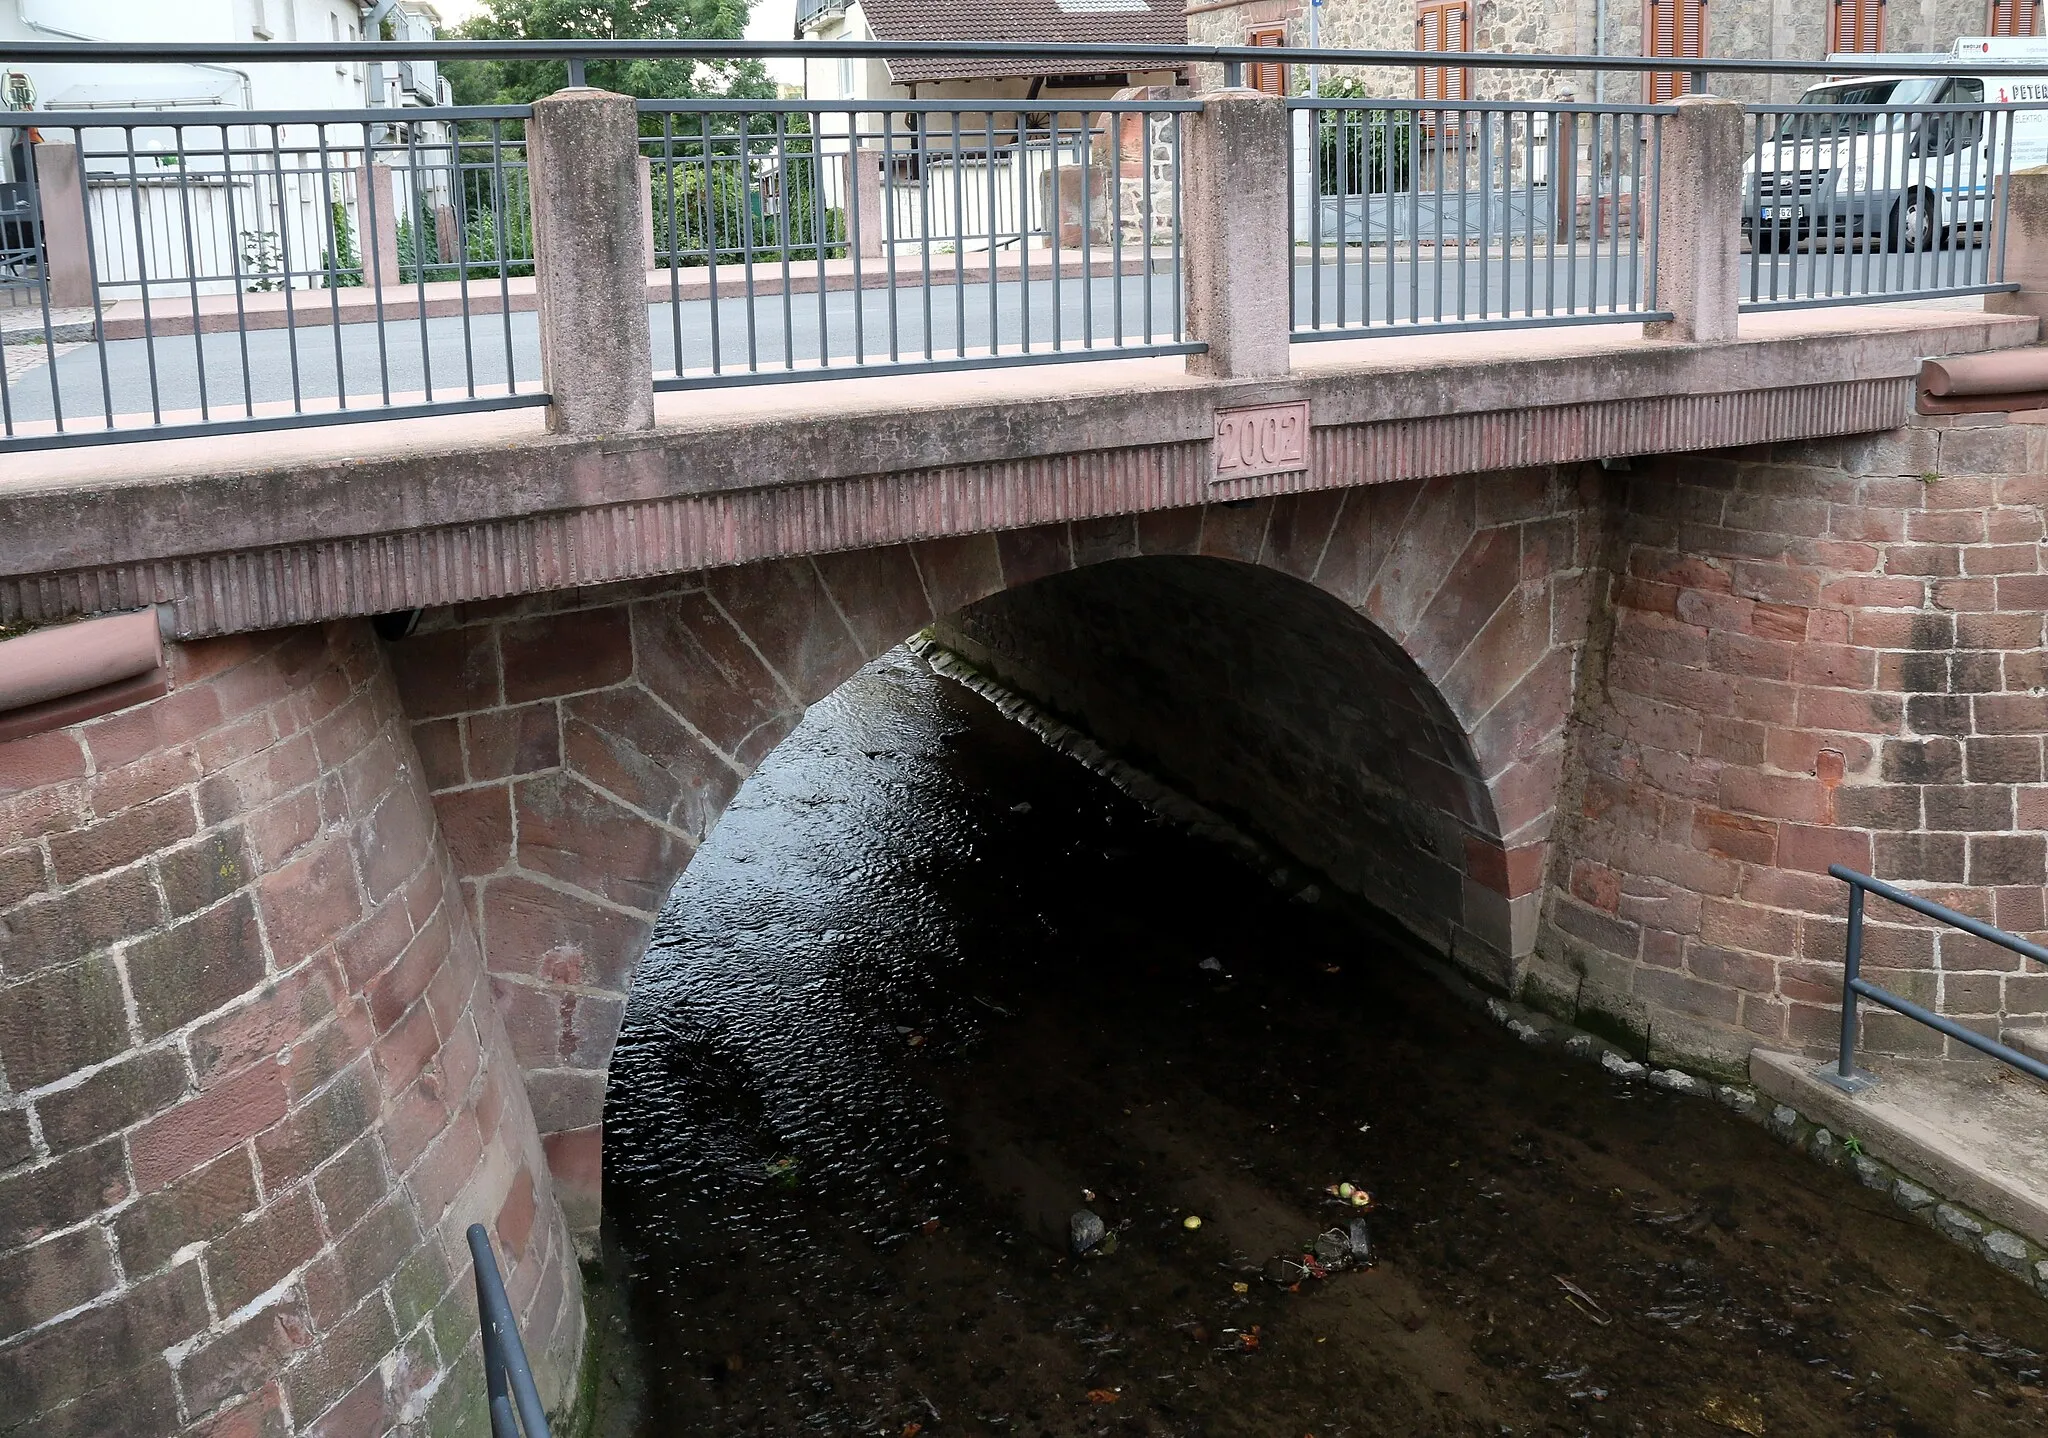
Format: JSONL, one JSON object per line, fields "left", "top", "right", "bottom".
{"left": 1775, "top": 78, "right": 1946, "bottom": 139}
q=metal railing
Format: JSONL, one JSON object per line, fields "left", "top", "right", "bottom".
{"left": 0, "top": 106, "right": 545, "bottom": 450}
{"left": 1824, "top": 865, "right": 2048, "bottom": 1091}
{"left": 468, "top": 1222, "right": 554, "bottom": 1438}
{"left": 1741, "top": 102, "right": 2031, "bottom": 311}
{"left": 1290, "top": 99, "right": 1666, "bottom": 337}
{"left": 639, "top": 98, "right": 1196, "bottom": 387}
{"left": 9, "top": 40, "right": 2048, "bottom": 452}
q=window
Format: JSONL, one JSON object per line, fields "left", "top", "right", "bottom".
{"left": 1990, "top": 0, "right": 2041, "bottom": 34}
{"left": 1415, "top": 0, "right": 1471, "bottom": 107}
{"left": 1831, "top": 0, "right": 1883, "bottom": 52}
{"left": 1248, "top": 26, "right": 1287, "bottom": 97}
{"left": 1645, "top": 0, "right": 1706, "bottom": 102}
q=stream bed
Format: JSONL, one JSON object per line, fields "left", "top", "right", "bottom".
{"left": 591, "top": 647, "right": 2048, "bottom": 1437}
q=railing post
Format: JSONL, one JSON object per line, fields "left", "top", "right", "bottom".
{"left": 1643, "top": 94, "right": 1744, "bottom": 344}
{"left": 1987, "top": 165, "right": 2048, "bottom": 326}
{"left": 354, "top": 160, "right": 401, "bottom": 291}
{"left": 1182, "top": 91, "right": 1292, "bottom": 380}
{"left": 31, "top": 141, "right": 94, "bottom": 309}
{"left": 528, "top": 86, "right": 656, "bottom": 435}
{"left": 1822, "top": 878, "right": 1875, "bottom": 1093}
{"left": 843, "top": 144, "right": 885, "bottom": 260}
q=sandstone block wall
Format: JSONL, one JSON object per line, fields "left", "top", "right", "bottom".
{"left": 0, "top": 624, "right": 581, "bottom": 1438}
{"left": 1536, "top": 415, "right": 2048, "bottom": 1073}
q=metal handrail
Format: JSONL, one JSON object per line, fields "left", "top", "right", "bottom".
{"left": 16, "top": 40, "right": 2048, "bottom": 79}
{"left": 468, "top": 1223, "right": 554, "bottom": 1438}
{"left": 1824, "top": 864, "right": 2048, "bottom": 1091}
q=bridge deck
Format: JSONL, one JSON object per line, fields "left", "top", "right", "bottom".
{"left": 0, "top": 306, "right": 2036, "bottom": 639}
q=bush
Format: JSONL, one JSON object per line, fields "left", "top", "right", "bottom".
{"left": 650, "top": 116, "right": 846, "bottom": 268}
{"left": 1314, "top": 79, "right": 1413, "bottom": 196}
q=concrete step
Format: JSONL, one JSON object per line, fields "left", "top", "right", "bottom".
{"left": 1751, "top": 1049, "right": 2048, "bottom": 1249}
{"left": 2006, "top": 1029, "right": 2048, "bottom": 1066}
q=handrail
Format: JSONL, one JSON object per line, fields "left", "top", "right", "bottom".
{"left": 1824, "top": 864, "right": 2048, "bottom": 1091}
{"left": 468, "top": 1223, "right": 554, "bottom": 1438}
{"left": 14, "top": 39, "right": 2048, "bottom": 78}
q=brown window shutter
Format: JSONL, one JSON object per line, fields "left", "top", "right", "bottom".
{"left": 1990, "top": 0, "right": 2041, "bottom": 34}
{"left": 1415, "top": 0, "right": 1471, "bottom": 111}
{"left": 1832, "top": 0, "right": 1884, "bottom": 51}
{"left": 1645, "top": 0, "right": 1705, "bottom": 102}
{"left": 1249, "top": 26, "right": 1288, "bottom": 96}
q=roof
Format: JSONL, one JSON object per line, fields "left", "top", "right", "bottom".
{"left": 852, "top": 0, "right": 1186, "bottom": 83}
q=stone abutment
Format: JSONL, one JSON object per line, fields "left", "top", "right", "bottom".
{"left": 7, "top": 412, "right": 2048, "bottom": 1436}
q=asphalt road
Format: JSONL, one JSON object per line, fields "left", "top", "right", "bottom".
{"left": 0, "top": 243, "right": 1993, "bottom": 428}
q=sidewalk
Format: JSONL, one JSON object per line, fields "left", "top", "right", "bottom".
{"left": 81, "top": 249, "right": 1173, "bottom": 342}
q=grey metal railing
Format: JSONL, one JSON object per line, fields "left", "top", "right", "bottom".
{"left": 0, "top": 106, "right": 544, "bottom": 450}
{"left": 468, "top": 1223, "right": 554, "bottom": 1438}
{"left": 638, "top": 98, "right": 1196, "bottom": 387}
{"left": 1290, "top": 99, "right": 1667, "bottom": 337}
{"left": 1741, "top": 102, "right": 2034, "bottom": 311}
{"left": 1824, "top": 865, "right": 2048, "bottom": 1091}
{"left": 11, "top": 40, "right": 2048, "bottom": 452}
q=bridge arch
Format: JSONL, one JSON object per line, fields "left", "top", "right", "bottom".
{"left": 389, "top": 470, "right": 1600, "bottom": 1229}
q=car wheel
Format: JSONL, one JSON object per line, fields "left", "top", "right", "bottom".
{"left": 1890, "top": 191, "right": 1935, "bottom": 252}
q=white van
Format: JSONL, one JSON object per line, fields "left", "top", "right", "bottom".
{"left": 1743, "top": 37, "right": 2048, "bottom": 253}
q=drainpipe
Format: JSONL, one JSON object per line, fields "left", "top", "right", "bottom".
{"left": 1592, "top": 0, "right": 1607, "bottom": 105}
{"left": 15, "top": 0, "right": 254, "bottom": 109}
{"left": 362, "top": 0, "right": 402, "bottom": 109}
{"left": 0, "top": 609, "right": 169, "bottom": 743}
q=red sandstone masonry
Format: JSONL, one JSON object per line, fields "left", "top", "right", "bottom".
{"left": 0, "top": 625, "right": 580, "bottom": 1438}
{"left": 1535, "top": 416, "right": 2048, "bottom": 1071}
{"left": 393, "top": 476, "right": 1603, "bottom": 1229}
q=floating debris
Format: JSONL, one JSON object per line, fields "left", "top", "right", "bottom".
{"left": 1555, "top": 1275, "right": 1611, "bottom": 1326}
{"left": 1198, "top": 957, "right": 1223, "bottom": 972}
{"left": 1700, "top": 1394, "right": 1766, "bottom": 1435}
{"left": 1071, "top": 1209, "right": 1106, "bottom": 1256}
{"left": 1182, "top": 1214, "right": 1203, "bottom": 1230}
{"left": 1085, "top": 1389, "right": 1119, "bottom": 1405}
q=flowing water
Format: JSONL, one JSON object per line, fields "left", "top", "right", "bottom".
{"left": 592, "top": 648, "right": 2048, "bottom": 1437}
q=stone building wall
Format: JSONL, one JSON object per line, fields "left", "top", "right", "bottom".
{"left": 1195, "top": 0, "right": 2007, "bottom": 107}
{"left": 0, "top": 624, "right": 581, "bottom": 1438}
{"left": 1534, "top": 414, "right": 2048, "bottom": 1074}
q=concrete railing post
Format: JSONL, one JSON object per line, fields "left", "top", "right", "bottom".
{"left": 353, "top": 161, "right": 401, "bottom": 291}
{"left": 1988, "top": 166, "right": 2048, "bottom": 326}
{"left": 1182, "top": 91, "right": 1292, "bottom": 380}
{"left": 637, "top": 153, "right": 656, "bottom": 273}
{"left": 844, "top": 145, "right": 885, "bottom": 260}
{"left": 32, "top": 143, "right": 93, "bottom": 309}
{"left": 529, "top": 87, "right": 655, "bottom": 435}
{"left": 1645, "top": 96, "right": 1745, "bottom": 344}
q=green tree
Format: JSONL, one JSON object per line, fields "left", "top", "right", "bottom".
{"left": 443, "top": 0, "right": 772, "bottom": 111}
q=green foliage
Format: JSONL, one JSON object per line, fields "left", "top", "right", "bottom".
{"left": 650, "top": 112, "right": 845, "bottom": 267}
{"left": 322, "top": 188, "right": 362, "bottom": 287}
{"left": 397, "top": 206, "right": 538, "bottom": 283}
{"left": 1313, "top": 77, "right": 1413, "bottom": 196}
{"left": 442, "top": 0, "right": 772, "bottom": 117}
{"left": 239, "top": 229, "right": 282, "bottom": 291}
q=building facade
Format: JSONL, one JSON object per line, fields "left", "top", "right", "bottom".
{"left": 1189, "top": 0, "right": 2041, "bottom": 103}
{"left": 1, "top": 0, "right": 457, "bottom": 304}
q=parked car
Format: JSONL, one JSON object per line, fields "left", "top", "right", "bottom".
{"left": 1743, "top": 39, "right": 2048, "bottom": 253}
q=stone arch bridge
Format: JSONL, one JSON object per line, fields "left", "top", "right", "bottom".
{"left": 5, "top": 308, "right": 2048, "bottom": 1436}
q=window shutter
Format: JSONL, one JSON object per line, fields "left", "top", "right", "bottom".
{"left": 1832, "top": 0, "right": 1885, "bottom": 52}
{"left": 1990, "top": 0, "right": 2040, "bottom": 35}
{"left": 1249, "top": 26, "right": 1287, "bottom": 97}
{"left": 1415, "top": 0, "right": 1471, "bottom": 111}
{"left": 1645, "top": 0, "right": 1706, "bottom": 102}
